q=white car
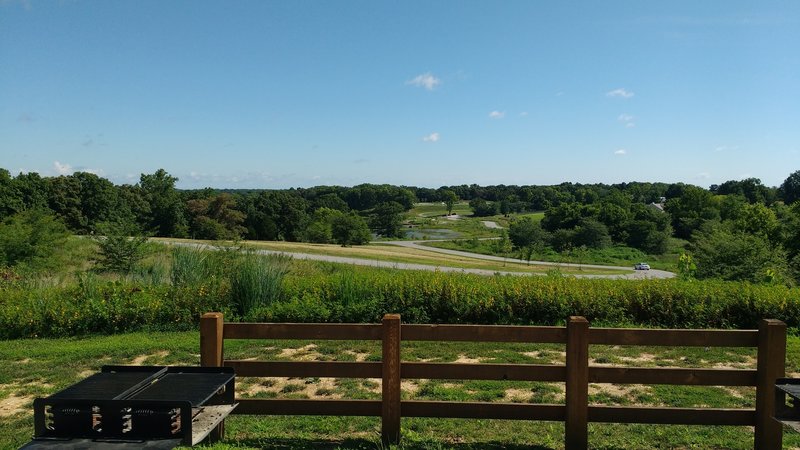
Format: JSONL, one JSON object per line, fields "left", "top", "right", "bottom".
{"left": 634, "top": 262, "right": 651, "bottom": 270}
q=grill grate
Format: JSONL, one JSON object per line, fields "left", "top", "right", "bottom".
{"left": 28, "top": 366, "right": 237, "bottom": 448}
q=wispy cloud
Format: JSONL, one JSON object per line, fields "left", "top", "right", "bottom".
{"left": 614, "top": 149, "right": 627, "bottom": 155}
{"left": 422, "top": 132, "right": 440, "bottom": 142}
{"left": 617, "top": 113, "right": 635, "bottom": 127}
{"left": 606, "top": 88, "right": 634, "bottom": 98}
{"left": 406, "top": 73, "right": 441, "bottom": 90}
{"left": 53, "top": 161, "right": 102, "bottom": 176}
{"left": 54, "top": 161, "right": 72, "bottom": 175}
{"left": 488, "top": 111, "right": 505, "bottom": 119}
{"left": 519, "top": 111, "right": 529, "bottom": 117}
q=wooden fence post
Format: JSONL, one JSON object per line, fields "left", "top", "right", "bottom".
{"left": 566, "top": 316, "right": 589, "bottom": 450}
{"left": 201, "top": 312, "right": 224, "bottom": 367}
{"left": 200, "top": 312, "right": 225, "bottom": 441}
{"left": 755, "top": 319, "right": 786, "bottom": 450}
{"left": 382, "top": 314, "right": 402, "bottom": 445}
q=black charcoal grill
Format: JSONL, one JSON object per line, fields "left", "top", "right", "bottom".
{"left": 776, "top": 378, "right": 800, "bottom": 432}
{"left": 22, "top": 366, "right": 236, "bottom": 449}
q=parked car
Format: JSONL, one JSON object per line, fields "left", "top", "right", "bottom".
{"left": 634, "top": 262, "right": 651, "bottom": 270}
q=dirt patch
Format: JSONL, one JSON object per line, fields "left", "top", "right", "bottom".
{"left": 589, "top": 383, "right": 650, "bottom": 404}
{"left": 402, "top": 380, "right": 421, "bottom": 395}
{"left": 343, "top": 350, "right": 370, "bottom": 362}
{"left": 454, "top": 355, "right": 482, "bottom": 364}
{"left": 504, "top": 388, "right": 533, "bottom": 402}
{"left": 712, "top": 355, "right": 756, "bottom": 370}
{"left": 130, "top": 351, "right": 170, "bottom": 365}
{"left": 279, "top": 344, "right": 322, "bottom": 361}
{"left": 618, "top": 353, "right": 657, "bottom": 364}
{"left": 15, "top": 358, "right": 31, "bottom": 364}
{"left": 0, "top": 394, "right": 32, "bottom": 417}
{"left": 240, "top": 377, "right": 342, "bottom": 399}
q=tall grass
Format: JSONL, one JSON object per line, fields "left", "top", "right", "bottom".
{"left": 171, "top": 245, "right": 213, "bottom": 287}
{"left": 230, "top": 251, "right": 292, "bottom": 318}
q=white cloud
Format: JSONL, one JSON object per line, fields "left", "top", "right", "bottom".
{"left": 519, "top": 111, "right": 529, "bottom": 116}
{"left": 614, "top": 149, "right": 627, "bottom": 155}
{"left": 54, "top": 161, "right": 72, "bottom": 175}
{"left": 406, "top": 73, "right": 441, "bottom": 90}
{"left": 422, "top": 132, "right": 440, "bottom": 142}
{"left": 488, "top": 111, "right": 505, "bottom": 119}
{"left": 617, "top": 113, "right": 635, "bottom": 127}
{"left": 606, "top": 88, "right": 634, "bottom": 98}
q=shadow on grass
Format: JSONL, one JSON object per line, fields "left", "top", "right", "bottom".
{"left": 224, "top": 437, "right": 555, "bottom": 449}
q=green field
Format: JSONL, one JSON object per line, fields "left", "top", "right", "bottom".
{"left": 1, "top": 331, "right": 798, "bottom": 449}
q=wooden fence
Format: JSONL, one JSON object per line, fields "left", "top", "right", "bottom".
{"left": 200, "top": 312, "right": 786, "bottom": 449}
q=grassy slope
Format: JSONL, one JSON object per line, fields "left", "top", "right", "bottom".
{"left": 2, "top": 331, "right": 798, "bottom": 449}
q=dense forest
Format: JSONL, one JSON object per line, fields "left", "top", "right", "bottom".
{"left": 1, "top": 167, "right": 799, "bottom": 284}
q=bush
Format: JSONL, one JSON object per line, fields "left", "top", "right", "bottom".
{"left": 0, "top": 210, "right": 68, "bottom": 269}
{"left": 92, "top": 221, "right": 148, "bottom": 273}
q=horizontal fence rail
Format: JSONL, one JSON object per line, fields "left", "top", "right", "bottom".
{"left": 200, "top": 313, "right": 786, "bottom": 450}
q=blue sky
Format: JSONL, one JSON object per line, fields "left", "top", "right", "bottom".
{"left": 1, "top": 1, "right": 798, "bottom": 189}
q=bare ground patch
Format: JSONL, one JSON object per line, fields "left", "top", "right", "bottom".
{"left": 279, "top": 344, "right": 322, "bottom": 361}
{"left": 130, "top": 350, "right": 170, "bottom": 365}
{"left": 0, "top": 393, "right": 31, "bottom": 417}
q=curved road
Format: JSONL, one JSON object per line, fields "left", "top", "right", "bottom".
{"left": 379, "top": 240, "right": 674, "bottom": 279}
{"left": 166, "top": 240, "right": 674, "bottom": 280}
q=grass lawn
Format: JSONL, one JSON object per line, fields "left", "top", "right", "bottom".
{"left": 2, "top": 330, "right": 799, "bottom": 449}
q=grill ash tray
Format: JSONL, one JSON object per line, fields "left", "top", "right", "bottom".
{"left": 28, "top": 366, "right": 236, "bottom": 448}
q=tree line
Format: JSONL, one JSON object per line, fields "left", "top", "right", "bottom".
{"left": 2, "top": 166, "right": 800, "bottom": 283}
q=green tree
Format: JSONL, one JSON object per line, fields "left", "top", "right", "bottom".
{"left": 186, "top": 193, "right": 247, "bottom": 240}
{"left": 370, "top": 201, "right": 405, "bottom": 238}
{"left": 508, "top": 217, "right": 548, "bottom": 264}
{"left": 299, "top": 208, "right": 344, "bottom": 243}
{"left": 0, "top": 169, "right": 23, "bottom": 219}
{"left": 469, "top": 198, "right": 499, "bottom": 217}
{"left": 441, "top": 190, "right": 458, "bottom": 215}
{"left": 92, "top": 220, "right": 148, "bottom": 273}
{"left": 780, "top": 170, "right": 800, "bottom": 205}
{"left": 691, "top": 224, "right": 787, "bottom": 283}
{"left": 572, "top": 219, "right": 611, "bottom": 249}
{"left": 664, "top": 185, "right": 719, "bottom": 239}
{"left": 139, "top": 169, "right": 187, "bottom": 237}
{"left": 331, "top": 212, "right": 371, "bottom": 246}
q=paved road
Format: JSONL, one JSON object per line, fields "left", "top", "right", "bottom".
{"left": 379, "top": 240, "right": 675, "bottom": 280}
{"left": 165, "top": 240, "right": 674, "bottom": 280}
